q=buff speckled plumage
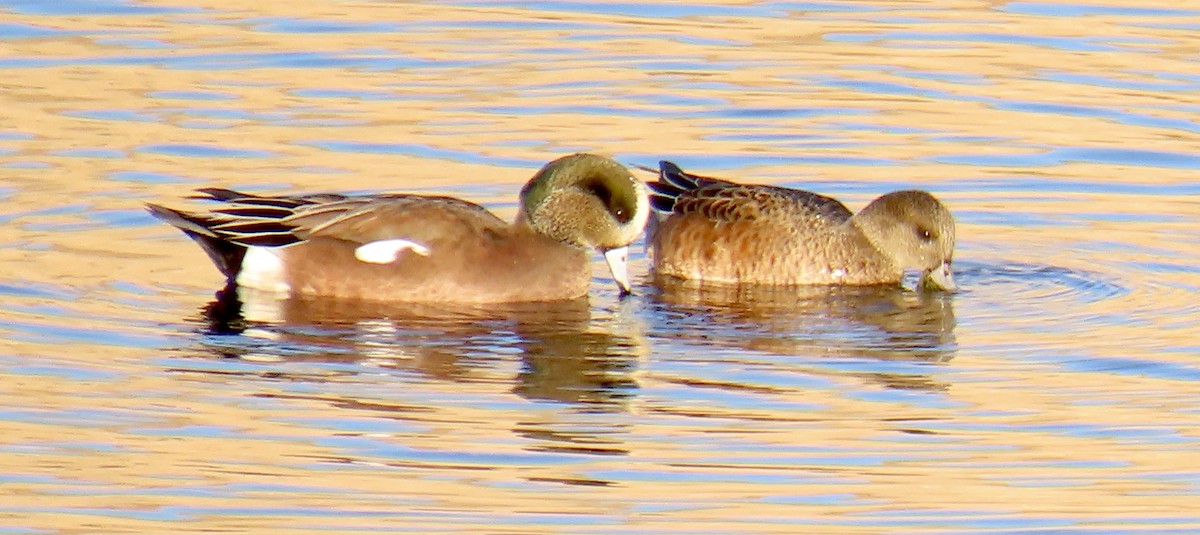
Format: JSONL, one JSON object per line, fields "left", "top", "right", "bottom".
{"left": 646, "top": 161, "right": 956, "bottom": 291}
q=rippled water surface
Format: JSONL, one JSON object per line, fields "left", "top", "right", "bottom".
{"left": 2, "top": 0, "right": 1199, "bottom": 533}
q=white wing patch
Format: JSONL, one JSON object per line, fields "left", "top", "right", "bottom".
{"left": 237, "top": 246, "right": 290, "bottom": 293}
{"left": 354, "top": 239, "right": 432, "bottom": 264}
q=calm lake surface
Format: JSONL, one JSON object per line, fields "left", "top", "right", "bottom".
{"left": 2, "top": 1, "right": 1199, "bottom": 533}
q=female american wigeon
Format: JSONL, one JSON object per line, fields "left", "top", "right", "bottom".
{"left": 147, "top": 153, "right": 650, "bottom": 303}
{"left": 645, "top": 161, "right": 956, "bottom": 291}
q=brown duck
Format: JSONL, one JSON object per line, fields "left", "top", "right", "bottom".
{"left": 147, "top": 153, "right": 650, "bottom": 303}
{"left": 646, "top": 161, "right": 956, "bottom": 291}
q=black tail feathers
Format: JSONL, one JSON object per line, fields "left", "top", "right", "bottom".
{"left": 644, "top": 160, "right": 717, "bottom": 214}
{"left": 146, "top": 203, "right": 247, "bottom": 281}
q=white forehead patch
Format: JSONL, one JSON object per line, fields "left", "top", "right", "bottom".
{"left": 354, "top": 239, "right": 431, "bottom": 264}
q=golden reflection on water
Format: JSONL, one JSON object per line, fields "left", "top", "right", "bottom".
{"left": 650, "top": 279, "right": 956, "bottom": 389}
{"left": 197, "top": 286, "right": 644, "bottom": 409}
{"left": 1, "top": 0, "right": 1199, "bottom": 533}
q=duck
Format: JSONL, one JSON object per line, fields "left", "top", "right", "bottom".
{"left": 147, "top": 153, "right": 650, "bottom": 303}
{"left": 644, "top": 160, "right": 956, "bottom": 291}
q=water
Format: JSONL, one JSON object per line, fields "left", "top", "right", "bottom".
{"left": 2, "top": 0, "right": 1199, "bottom": 533}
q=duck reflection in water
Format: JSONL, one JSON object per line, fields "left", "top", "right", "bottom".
{"left": 197, "top": 284, "right": 645, "bottom": 410}
{"left": 649, "top": 278, "right": 957, "bottom": 391}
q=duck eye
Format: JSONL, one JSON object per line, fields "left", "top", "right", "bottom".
{"left": 917, "top": 227, "right": 933, "bottom": 241}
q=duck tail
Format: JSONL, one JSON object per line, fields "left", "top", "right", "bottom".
{"left": 146, "top": 203, "right": 248, "bottom": 281}
{"left": 148, "top": 187, "right": 315, "bottom": 281}
{"left": 643, "top": 160, "right": 730, "bottom": 214}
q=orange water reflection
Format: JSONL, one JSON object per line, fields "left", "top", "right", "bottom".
{"left": 1, "top": 0, "right": 1199, "bottom": 533}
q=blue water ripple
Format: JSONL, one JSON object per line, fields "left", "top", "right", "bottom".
{"left": 396, "top": 19, "right": 608, "bottom": 32}
{"left": 137, "top": 144, "right": 275, "bottom": 158}
{"left": 108, "top": 171, "right": 198, "bottom": 184}
{"left": 290, "top": 88, "right": 398, "bottom": 100}
{"left": 932, "top": 147, "right": 1200, "bottom": 169}
{"left": 298, "top": 140, "right": 542, "bottom": 167}
{"left": 0, "top": 364, "right": 121, "bottom": 382}
{"left": 244, "top": 17, "right": 401, "bottom": 34}
{"left": 825, "top": 31, "right": 1156, "bottom": 52}
{"left": 160, "top": 107, "right": 292, "bottom": 121}
{"left": 0, "top": 281, "right": 79, "bottom": 300}
{"left": 1002, "top": 2, "right": 1200, "bottom": 17}
{"left": 1039, "top": 70, "right": 1200, "bottom": 92}
{"left": 0, "top": 51, "right": 480, "bottom": 72}
{"left": 61, "top": 109, "right": 160, "bottom": 122}
{"left": 819, "top": 77, "right": 967, "bottom": 101}
{"left": 0, "top": 318, "right": 172, "bottom": 348}
{"left": 93, "top": 37, "right": 177, "bottom": 49}
{"left": 50, "top": 148, "right": 126, "bottom": 158}
{"left": 0, "top": 0, "right": 201, "bottom": 15}
{"left": 315, "top": 435, "right": 586, "bottom": 466}
{"left": 1064, "top": 357, "right": 1200, "bottom": 382}
{"left": 625, "top": 152, "right": 895, "bottom": 169}
{"left": 149, "top": 90, "right": 238, "bottom": 101}
{"left": 457, "top": 1, "right": 786, "bottom": 19}
{"left": 0, "top": 22, "right": 74, "bottom": 38}
{"left": 993, "top": 99, "right": 1200, "bottom": 134}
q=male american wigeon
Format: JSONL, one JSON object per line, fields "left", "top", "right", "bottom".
{"left": 147, "top": 153, "right": 650, "bottom": 303}
{"left": 645, "top": 161, "right": 956, "bottom": 291}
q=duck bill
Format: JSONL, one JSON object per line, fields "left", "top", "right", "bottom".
{"left": 921, "top": 262, "right": 957, "bottom": 292}
{"left": 602, "top": 246, "right": 633, "bottom": 296}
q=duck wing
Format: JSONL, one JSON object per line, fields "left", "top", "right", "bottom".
{"left": 647, "top": 161, "right": 853, "bottom": 226}
{"left": 147, "top": 189, "right": 508, "bottom": 278}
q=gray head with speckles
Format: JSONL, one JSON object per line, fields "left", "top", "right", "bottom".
{"left": 854, "top": 190, "right": 956, "bottom": 291}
